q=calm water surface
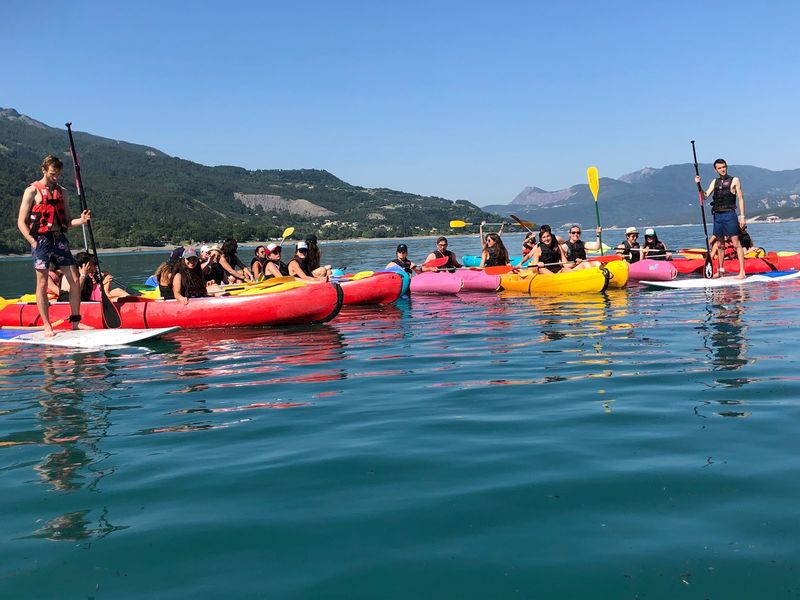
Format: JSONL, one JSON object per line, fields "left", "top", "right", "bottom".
{"left": 2, "top": 223, "right": 800, "bottom": 599}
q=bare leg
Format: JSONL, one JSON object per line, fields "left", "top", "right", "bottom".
{"left": 34, "top": 269, "right": 55, "bottom": 336}
{"left": 709, "top": 240, "right": 722, "bottom": 278}
{"left": 731, "top": 235, "right": 746, "bottom": 279}
{"left": 62, "top": 266, "right": 92, "bottom": 329}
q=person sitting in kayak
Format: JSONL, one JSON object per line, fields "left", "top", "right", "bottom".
{"left": 479, "top": 221, "right": 505, "bottom": 246}
{"left": 303, "top": 234, "right": 332, "bottom": 281}
{"left": 264, "top": 243, "right": 290, "bottom": 278}
{"left": 250, "top": 245, "right": 269, "bottom": 280}
{"left": 616, "top": 227, "right": 642, "bottom": 263}
{"left": 522, "top": 227, "right": 571, "bottom": 274}
{"left": 423, "top": 237, "right": 462, "bottom": 272}
{"left": 641, "top": 228, "right": 672, "bottom": 261}
{"left": 710, "top": 226, "right": 763, "bottom": 263}
{"left": 288, "top": 242, "right": 326, "bottom": 282}
{"left": 386, "top": 243, "right": 420, "bottom": 275}
{"left": 47, "top": 259, "right": 66, "bottom": 302}
{"left": 202, "top": 245, "right": 227, "bottom": 286}
{"left": 68, "top": 251, "right": 129, "bottom": 302}
{"left": 561, "top": 225, "right": 604, "bottom": 270}
{"left": 521, "top": 232, "right": 537, "bottom": 258}
{"left": 478, "top": 233, "right": 509, "bottom": 268}
{"left": 220, "top": 239, "right": 253, "bottom": 283}
{"left": 171, "top": 247, "right": 209, "bottom": 305}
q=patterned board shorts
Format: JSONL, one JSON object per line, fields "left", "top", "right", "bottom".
{"left": 32, "top": 233, "right": 76, "bottom": 270}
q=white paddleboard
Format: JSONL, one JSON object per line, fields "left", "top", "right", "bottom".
{"left": 0, "top": 326, "right": 180, "bottom": 348}
{"left": 640, "top": 270, "right": 800, "bottom": 289}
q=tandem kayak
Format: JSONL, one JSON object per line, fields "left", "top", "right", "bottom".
{"left": 410, "top": 272, "right": 463, "bottom": 295}
{"left": 500, "top": 266, "right": 611, "bottom": 294}
{"left": 0, "top": 282, "right": 344, "bottom": 329}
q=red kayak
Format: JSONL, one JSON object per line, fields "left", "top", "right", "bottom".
{"left": 669, "top": 253, "right": 800, "bottom": 275}
{"left": 0, "top": 282, "right": 343, "bottom": 329}
{"left": 339, "top": 272, "right": 403, "bottom": 305}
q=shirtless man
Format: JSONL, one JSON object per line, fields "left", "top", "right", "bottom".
{"left": 17, "top": 155, "right": 92, "bottom": 336}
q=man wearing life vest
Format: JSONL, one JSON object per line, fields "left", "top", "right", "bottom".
{"left": 695, "top": 158, "right": 746, "bottom": 279}
{"left": 16, "top": 155, "right": 92, "bottom": 336}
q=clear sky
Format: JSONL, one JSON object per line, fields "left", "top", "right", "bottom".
{"left": 3, "top": 0, "right": 798, "bottom": 206}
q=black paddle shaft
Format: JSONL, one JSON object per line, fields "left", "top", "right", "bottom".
{"left": 691, "top": 140, "right": 714, "bottom": 278}
{"left": 65, "top": 123, "right": 122, "bottom": 327}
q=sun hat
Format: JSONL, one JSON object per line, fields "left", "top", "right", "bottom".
{"left": 208, "top": 244, "right": 222, "bottom": 255}
{"left": 397, "top": 244, "right": 408, "bottom": 253}
{"left": 625, "top": 227, "right": 639, "bottom": 235}
{"left": 266, "top": 243, "right": 281, "bottom": 254}
{"left": 645, "top": 228, "right": 656, "bottom": 236}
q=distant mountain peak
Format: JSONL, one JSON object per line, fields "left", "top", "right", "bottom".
{"left": 619, "top": 167, "right": 659, "bottom": 183}
{"left": 0, "top": 107, "right": 48, "bottom": 129}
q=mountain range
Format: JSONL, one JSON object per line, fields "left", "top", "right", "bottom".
{"left": 484, "top": 164, "right": 800, "bottom": 229}
{"left": 0, "top": 108, "right": 497, "bottom": 253}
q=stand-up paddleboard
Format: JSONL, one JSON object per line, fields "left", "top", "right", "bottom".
{"left": 0, "top": 326, "right": 180, "bottom": 349}
{"left": 640, "top": 270, "right": 800, "bottom": 290}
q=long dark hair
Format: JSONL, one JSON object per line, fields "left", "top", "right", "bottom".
{"left": 304, "top": 234, "right": 321, "bottom": 272}
{"left": 221, "top": 238, "right": 243, "bottom": 268}
{"left": 173, "top": 256, "right": 207, "bottom": 298}
{"left": 484, "top": 233, "right": 509, "bottom": 264}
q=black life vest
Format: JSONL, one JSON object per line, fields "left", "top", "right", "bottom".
{"left": 289, "top": 256, "right": 312, "bottom": 277}
{"left": 645, "top": 241, "right": 668, "bottom": 261}
{"left": 712, "top": 175, "right": 737, "bottom": 213}
{"left": 250, "top": 256, "right": 268, "bottom": 270}
{"left": 434, "top": 250, "right": 457, "bottom": 272}
{"left": 565, "top": 239, "right": 586, "bottom": 261}
{"left": 391, "top": 257, "right": 413, "bottom": 275}
{"left": 622, "top": 241, "right": 640, "bottom": 264}
{"left": 537, "top": 242, "right": 562, "bottom": 273}
{"left": 205, "top": 262, "right": 226, "bottom": 285}
{"left": 266, "top": 259, "right": 290, "bottom": 278}
{"left": 484, "top": 246, "right": 504, "bottom": 267}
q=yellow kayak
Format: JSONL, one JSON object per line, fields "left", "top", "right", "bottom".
{"left": 603, "top": 260, "right": 629, "bottom": 288}
{"left": 500, "top": 266, "right": 610, "bottom": 294}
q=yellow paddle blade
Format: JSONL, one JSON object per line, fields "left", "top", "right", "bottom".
{"left": 351, "top": 270, "right": 374, "bottom": 281}
{"left": 281, "top": 226, "right": 295, "bottom": 239}
{"left": 587, "top": 166, "right": 600, "bottom": 201}
{"left": 19, "top": 294, "right": 36, "bottom": 303}
{"left": 450, "top": 220, "right": 469, "bottom": 228}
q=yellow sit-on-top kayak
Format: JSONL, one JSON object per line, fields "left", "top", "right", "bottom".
{"left": 500, "top": 265, "right": 611, "bottom": 294}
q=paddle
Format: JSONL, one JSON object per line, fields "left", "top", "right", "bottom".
{"left": 422, "top": 257, "right": 450, "bottom": 269}
{"left": 691, "top": 141, "right": 714, "bottom": 279}
{"left": 450, "top": 220, "right": 505, "bottom": 228}
{"left": 66, "top": 123, "right": 122, "bottom": 328}
{"left": 279, "top": 226, "right": 294, "bottom": 245}
{"left": 509, "top": 214, "right": 537, "bottom": 234}
{"left": 587, "top": 166, "right": 604, "bottom": 256}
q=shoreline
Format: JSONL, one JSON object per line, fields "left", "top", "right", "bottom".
{"left": 0, "top": 218, "right": 794, "bottom": 259}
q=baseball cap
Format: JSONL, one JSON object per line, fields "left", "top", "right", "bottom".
{"left": 266, "top": 243, "right": 281, "bottom": 254}
{"left": 397, "top": 244, "right": 408, "bottom": 253}
{"left": 168, "top": 247, "right": 185, "bottom": 264}
{"left": 645, "top": 228, "right": 656, "bottom": 236}
{"left": 183, "top": 247, "right": 198, "bottom": 259}
{"left": 296, "top": 241, "right": 308, "bottom": 250}
{"left": 625, "top": 227, "right": 639, "bottom": 235}
{"left": 200, "top": 245, "right": 210, "bottom": 254}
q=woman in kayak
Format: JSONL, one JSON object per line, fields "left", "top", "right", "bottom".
{"left": 523, "top": 227, "right": 571, "bottom": 274}
{"left": 264, "top": 243, "right": 290, "bottom": 278}
{"left": 250, "top": 245, "right": 269, "bottom": 280}
{"left": 423, "top": 237, "right": 462, "bottom": 272}
{"left": 385, "top": 243, "right": 419, "bottom": 275}
{"left": 67, "top": 251, "right": 129, "bottom": 301}
{"left": 641, "top": 228, "right": 672, "bottom": 261}
{"left": 615, "top": 227, "right": 642, "bottom": 263}
{"left": 220, "top": 239, "right": 253, "bottom": 283}
{"left": 478, "top": 233, "right": 510, "bottom": 268}
{"left": 288, "top": 242, "right": 326, "bottom": 282}
{"left": 303, "top": 234, "right": 332, "bottom": 281}
{"left": 171, "top": 247, "right": 209, "bottom": 305}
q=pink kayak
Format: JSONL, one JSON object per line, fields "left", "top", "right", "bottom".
{"left": 628, "top": 259, "right": 677, "bottom": 281}
{"left": 410, "top": 272, "right": 463, "bottom": 295}
{"left": 460, "top": 269, "right": 500, "bottom": 292}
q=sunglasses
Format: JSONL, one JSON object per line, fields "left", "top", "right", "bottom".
{"left": 570, "top": 231, "right": 581, "bottom": 235}
{"left": 437, "top": 243, "right": 447, "bottom": 247}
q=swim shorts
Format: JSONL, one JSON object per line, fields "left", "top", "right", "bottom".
{"left": 712, "top": 211, "right": 740, "bottom": 238}
{"left": 31, "top": 233, "right": 76, "bottom": 270}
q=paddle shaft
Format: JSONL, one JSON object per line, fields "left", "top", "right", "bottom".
{"left": 66, "top": 123, "right": 122, "bottom": 327}
{"left": 691, "top": 140, "right": 714, "bottom": 278}
{"left": 510, "top": 214, "right": 536, "bottom": 235}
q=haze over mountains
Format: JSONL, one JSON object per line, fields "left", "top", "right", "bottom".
{"left": 485, "top": 164, "right": 800, "bottom": 228}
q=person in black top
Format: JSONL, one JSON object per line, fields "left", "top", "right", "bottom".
{"left": 264, "top": 243, "right": 290, "bottom": 278}
{"left": 423, "top": 237, "right": 462, "bottom": 272}
{"left": 478, "top": 233, "right": 510, "bottom": 268}
{"left": 616, "top": 227, "right": 642, "bottom": 263}
{"left": 386, "top": 243, "right": 420, "bottom": 275}
{"left": 641, "top": 228, "right": 672, "bottom": 261}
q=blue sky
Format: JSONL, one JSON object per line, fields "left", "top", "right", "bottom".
{"left": 3, "top": 0, "right": 797, "bottom": 206}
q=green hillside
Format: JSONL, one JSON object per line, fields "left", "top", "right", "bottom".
{"left": 0, "top": 108, "right": 498, "bottom": 253}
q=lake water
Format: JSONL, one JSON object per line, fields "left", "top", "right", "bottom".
{"left": 2, "top": 223, "right": 800, "bottom": 599}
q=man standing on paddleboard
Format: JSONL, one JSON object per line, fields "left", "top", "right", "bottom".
{"left": 695, "top": 159, "right": 746, "bottom": 279}
{"left": 17, "top": 155, "right": 92, "bottom": 336}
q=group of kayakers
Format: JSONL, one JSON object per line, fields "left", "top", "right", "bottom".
{"left": 15, "top": 150, "right": 754, "bottom": 336}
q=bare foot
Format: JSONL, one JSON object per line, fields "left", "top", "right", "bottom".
{"left": 43, "top": 326, "right": 55, "bottom": 337}
{"left": 72, "top": 322, "right": 94, "bottom": 330}
{"left": 735, "top": 272, "right": 747, "bottom": 280}
{"left": 711, "top": 273, "right": 721, "bottom": 279}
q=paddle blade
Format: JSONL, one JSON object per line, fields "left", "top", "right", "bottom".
{"left": 510, "top": 214, "right": 536, "bottom": 233}
{"left": 351, "top": 271, "right": 374, "bottom": 281}
{"left": 703, "top": 255, "right": 714, "bottom": 279}
{"left": 423, "top": 257, "right": 450, "bottom": 268}
{"left": 587, "top": 166, "right": 600, "bottom": 201}
{"left": 484, "top": 265, "right": 515, "bottom": 275}
{"left": 100, "top": 293, "right": 122, "bottom": 328}
{"left": 449, "top": 220, "right": 469, "bottom": 228}
{"left": 281, "top": 226, "right": 295, "bottom": 239}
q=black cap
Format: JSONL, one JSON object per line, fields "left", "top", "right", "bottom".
{"left": 305, "top": 233, "right": 318, "bottom": 244}
{"left": 397, "top": 244, "right": 408, "bottom": 253}
{"left": 168, "top": 247, "right": 185, "bottom": 264}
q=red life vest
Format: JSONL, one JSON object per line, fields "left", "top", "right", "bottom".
{"left": 29, "top": 181, "right": 68, "bottom": 235}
